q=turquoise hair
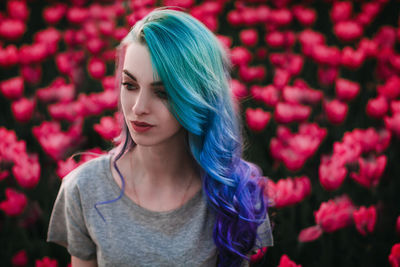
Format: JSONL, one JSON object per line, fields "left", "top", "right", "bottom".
{"left": 102, "top": 8, "right": 269, "bottom": 266}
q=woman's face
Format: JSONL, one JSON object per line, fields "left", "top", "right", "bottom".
{"left": 120, "top": 42, "right": 183, "bottom": 147}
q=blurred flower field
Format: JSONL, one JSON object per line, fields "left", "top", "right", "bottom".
{"left": 0, "top": 0, "right": 400, "bottom": 266}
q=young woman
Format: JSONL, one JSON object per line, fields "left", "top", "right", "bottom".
{"left": 47, "top": 8, "right": 273, "bottom": 267}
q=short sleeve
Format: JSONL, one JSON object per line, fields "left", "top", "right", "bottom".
{"left": 254, "top": 212, "right": 274, "bottom": 249}
{"left": 47, "top": 175, "right": 96, "bottom": 260}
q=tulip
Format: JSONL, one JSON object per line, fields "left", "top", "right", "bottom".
{"left": 0, "top": 77, "right": 24, "bottom": 100}
{"left": 268, "top": 176, "right": 311, "bottom": 208}
{"left": 265, "top": 31, "right": 285, "bottom": 48}
{"left": 48, "top": 102, "right": 79, "bottom": 122}
{"left": 318, "top": 66, "right": 339, "bottom": 86}
{"left": 0, "top": 19, "right": 26, "bottom": 41}
{"left": 334, "top": 21, "right": 363, "bottom": 43}
{"left": 88, "top": 57, "right": 106, "bottom": 79}
{"left": 366, "top": 96, "right": 388, "bottom": 118}
{"left": 86, "top": 38, "right": 105, "bottom": 55}
{"left": 12, "top": 155, "right": 41, "bottom": 188}
{"left": 389, "top": 243, "right": 400, "bottom": 267}
{"left": 94, "top": 116, "right": 122, "bottom": 140}
{"left": 277, "top": 255, "right": 302, "bottom": 267}
{"left": 0, "top": 45, "right": 19, "bottom": 67}
{"left": 19, "top": 43, "right": 48, "bottom": 65}
{"left": 56, "top": 157, "right": 79, "bottom": 179}
{"left": 331, "top": 1, "right": 353, "bottom": 23}
{"left": 335, "top": 78, "right": 360, "bottom": 101}
{"left": 242, "top": 8, "right": 258, "bottom": 26}
{"left": 374, "top": 26, "right": 397, "bottom": 50}
{"left": 353, "top": 206, "right": 377, "bottom": 236}
{"left": 273, "top": 68, "right": 290, "bottom": 89}
{"left": 324, "top": 99, "right": 348, "bottom": 124}
{"left": 11, "top": 98, "right": 35, "bottom": 123}
{"left": 350, "top": 155, "right": 387, "bottom": 188}
{"left": 230, "top": 79, "right": 247, "bottom": 100}
{"left": 358, "top": 38, "right": 378, "bottom": 58}
{"left": 377, "top": 76, "right": 400, "bottom": 99}
{"left": 239, "top": 29, "right": 258, "bottom": 47}
{"left": 226, "top": 10, "right": 242, "bottom": 26}
{"left": 298, "top": 29, "right": 325, "bottom": 57}
{"left": 12, "top": 249, "right": 28, "bottom": 267}
{"left": 275, "top": 102, "right": 311, "bottom": 124}
{"left": 256, "top": 6, "right": 270, "bottom": 24}
{"left": 245, "top": 108, "right": 271, "bottom": 132}
{"left": 35, "top": 257, "right": 58, "bottom": 267}
{"left": 292, "top": 5, "right": 316, "bottom": 27}
{"left": 21, "top": 64, "right": 42, "bottom": 85}
{"left": 319, "top": 156, "right": 347, "bottom": 191}
{"left": 43, "top": 4, "right": 67, "bottom": 24}
{"left": 239, "top": 65, "right": 265, "bottom": 82}
{"left": 312, "top": 45, "right": 341, "bottom": 66}
{"left": 259, "top": 85, "right": 280, "bottom": 107}
{"left": 230, "top": 46, "right": 252, "bottom": 66}
{"left": 216, "top": 35, "right": 232, "bottom": 49}
{"left": 314, "top": 195, "right": 355, "bottom": 233}
{"left": 67, "top": 6, "right": 89, "bottom": 24}
{"left": 34, "top": 28, "right": 62, "bottom": 55}
{"left": 7, "top": 0, "right": 29, "bottom": 21}
{"left": 269, "top": 8, "right": 292, "bottom": 27}
{"left": 0, "top": 188, "right": 27, "bottom": 216}
{"left": 298, "top": 225, "right": 323, "bottom": 243}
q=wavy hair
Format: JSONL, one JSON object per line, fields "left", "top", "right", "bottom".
{"left": 97, "top": 8, "right": 269, "bottom": 267}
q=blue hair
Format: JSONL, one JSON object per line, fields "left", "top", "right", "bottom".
{"left": 98, "top": 9, "right": 269, "bottom": 266}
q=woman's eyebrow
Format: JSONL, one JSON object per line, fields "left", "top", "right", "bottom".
{"left": 123, "top": 69, "right": 164, "bottom": 86}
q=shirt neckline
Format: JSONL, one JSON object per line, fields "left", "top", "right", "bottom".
{"left": 103, "top": 153, "right": 204, "bottom": 219}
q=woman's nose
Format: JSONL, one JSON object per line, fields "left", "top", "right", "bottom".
{"left": 132, "top": 90, "right": 150, "bottom": 115}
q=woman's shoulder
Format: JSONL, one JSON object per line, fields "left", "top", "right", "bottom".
{"left": 61, "top": 153, "right": 111, "bottom": 192}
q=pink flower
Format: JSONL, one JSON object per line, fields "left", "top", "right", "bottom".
{"left": 94, "top": 114, "right": 122, "bottom": 140}
{"left": 250, "top": 247, "right": 267, "bottom": 263}
{"left": 358, "top": 38, "right": 378, "bottom": 58}
{"left": 88, "top": 57, "right": 106, "bottom": 79}
{"left": 19, "top": 43, "right": 48, "bottom": 65}
{"left": 34, "top": 28, "right": 62, "bottom": 55}
{"left": 298, "top": 29, "right": 325, "bottom": 57}
{"left": 265, "top": 31, "right": 285, "bottom": 48}
{"left": 334, "top": 21, "right": 363, "bottom": 43}
{"left": 43, "top": 4, "right": 67, "bottom": 24}
{"left": 67, "top": 6, "right": 88, "bottom": 24}
{"left": 216, "top": 35, "right": 232, "bottom": 49}
{"left": 341, "top": 46, "right": 366, "bottom": 70}
{"left": 36, "top": 79, "right": 75, "bottom": 103}
{"left": 314, "top": 195, "right": 356, "bottom": 233}
{"left": 12, "top": 154, "right": 41, "bottom": 188}
{"left": 239, "top": 65, "right": 266, "bottom": 82}
{"left": 0, "top": 19, "right": 26, "bottom": 41}
{"left": 353, "top": 205, "right": 377, "bottom": 236}
{"left": 389, "top": 243, "right": 400, "bottom": 267}
{"left": 245, "top": 108, "right": 271, "bottom": 132}
{"left": 324, "top": 99, "right": 348, "bottom": 124}
{"left": 277, "top": 254, "right": 302, "bottom": 267}
{"left": 330, "top": 1, "right": 353, "bottom": 23}
{"left": 21, "top": 64, "right": 42, "bottom": 85}
{"left": 312, "top": 45, "right": 341, "bottom": 66}
{"left": 226, "top": 10, "right": 242, "bottom": 26}
{"left": 385, "top": 113, "right": 400, "bottom": 137}
{"left": 48, "top": 102, "right": 79, "bottom": 122}
{"left": 7, "top": 0, "right": 29, "bottom": 21}
{"left": 0, "top": 188, "right": 27, "bottom": 216}
{"left": 239, "top": 29, "right": 258, "bottom": 47}
{"left": 35, "top": 257, "right": 58, "bottom": 267}
{"left": 273, "top": 68, "right": 290, "bottom": 89}
{"left": 298, "top": 225, "right": 323, "bottom": 243}
{"left": 230, "top": 79, "right": 247, "bottom": 100}
{"left": 55, "top": 52, "right": 73, "bottom": 75}
{"left": 257, "top": 85, "right": 280, "bottom": 107}
{"left": 56, "top": 157, "right": 79, "bottom": 179}
{"left": 0, "top": 76, "right": 24, "bottom": 100}
{"left": 11, "top": 98, "right": 35, "bottom": 123}
{"left": 12, "top": 249, "right": 28, "bottom": 267}
{"left": 366, "top": 95, "right": 389, "bottom": 118}
{"left": 230, "top": 46, "right": 252, "bottom": 66}
{"left": 335, "top": 78, "right": 360, "bottom": 101}
{"left": 274, "top": 102, "right": 311, "bottom": 124}
{"left": 319, "top": 156, "right": 347, "bottom": 191}
{"left": 317, "top": 66, "right": 338, "bottom": 86}
{"left": 350, "top": 155, "right": 387, "bottom": 188}
{"left": 269, "top": 8, "right": 292, "bottom": 27}
{"left": 0, "top": 45, "right": 19, "bottom": 67}
{"left": 292, "top": 5, "right": 316, "bottom": 27}
{"left": 268, "top": 176, "right": 311, "bottom": 208}
{"left": 377, "top": 76, "right": 400, "bottom": 99}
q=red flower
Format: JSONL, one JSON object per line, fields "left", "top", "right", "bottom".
{"left": 230, "top": 79, "right": 247, "bottom": 100}
{"left": 317, "top": 66, "right": 338, "bottom": 86}
{"left": 239, "top": 29, "right": 258, "bottom": 47}
{"left": 250, "top": 247, "right": 267, "bottom": 263}
{"left": 298, "top": 225, "right": 323, "bottom": 243}
{"left": 350, "top": 155, "right": 387, "bottom": 188}
{"left": 21, "top": 64, "right": 42, "bottom": 85}
{"left": 56, "top": 157, "right": 79, "bottom": 179}
{"left": 335, "top": 78, "right": 360, "bottom": 101}
{"left": 88, "top": 57, "right": 106, "bottom": 79}
{"left": 66, "top": 6, "right": 89, "bottom": 24}
{"left": 274, "top": 102, "right": 311, "bottom": 124}
{"left": 87, "top": 37, "right": 105, "bottom": 54}
{"left": 353, "top": 205, "right": 377, "bottom": 236}
{"left": 257, "top": 85, "right": 280, "bottom": 107}
{"left": 269, "top": 8, "right": 292, "bottom": 27}
{"left": 319, "top": 156, "right": 347, "bottom": 191}
{"left": 12, "top": 249, "right": 28, "bottom": 267}
{"left": 312, "top": 45, "right": 341, "bottom": 66}
{"left": 7, "top": 0, "right": 29, "bottom": 21}
{"left": 314, "top": 195, "right": 355, "bottom": 233}
{"left": 385, "top": 113, "right": 400, "bottom": 137}
{"left": 334, "top": 21, "right": 363, "bottom": 43}
{"left": 0, "top": 76, "right": 24, "bottom": 100}
{"left": 377, "top": 76, "right": 400, "bottom": 100}
{"left": 0, "top": 19, "right": 26, "bottom": 41}
{"left": 94, "top": 115, "right": 122, "bottom": 140}
{"left": 366, "top": 95, "right": 389, "bottom": 118}
{"left": 268, "top": 176, "right": 311, "bottom": 208}
{"left": 230, "top": 46, "right": 252, "bottom": 66}
{"left": 0, "top": 188, "right": 27, "bottom": 216}
{"left": 11, "top": 98, "right": 35, "bottom": 123}
{"left": 389, "top": 243, "right": 400, "bottom": 267}
{"left": 277, "top": 254, "right": 302, "bottom": 267}
{"left": 324, "top": 99, "right": 348, "bottom": 124}
{"left": 292, "top": 5, "right": 316, "bottom": 27}
{"left": 19, "top": 43, "right": 48, "bottom": 65}
{"left": 330, "top": 1, "right": 353, "bottom": 23}
{"left": 35, "top": 257, "right": 58, "bottom": 267}
{"left": 43, "top": 4, "right": 67, "bottom": 25}
{"left": 0, "top": 45, "right": 19, "bottom": 67}
{"left": 12, "top": 154, "right": 41, "bottom": 188}
{"left": 245, "top": 108, "right": 271, "bottom": 132}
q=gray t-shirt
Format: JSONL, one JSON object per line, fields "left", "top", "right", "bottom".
{"left": 47, "top": 154, "right": 273, "bottom": 267}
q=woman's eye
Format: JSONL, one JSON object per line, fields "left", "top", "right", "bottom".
{"left": 122, "top": 82, "right": 138, "bottom": 91}
{"left": 155, "top": 90, "right": 168, "bottom": 100}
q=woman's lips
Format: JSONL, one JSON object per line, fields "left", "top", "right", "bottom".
{"left": 131, "top": 121, "right": 154, "bottom": 133}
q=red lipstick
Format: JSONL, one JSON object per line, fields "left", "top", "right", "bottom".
{"left": 131, "top": 121, "right": 154, "bottom": 133}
